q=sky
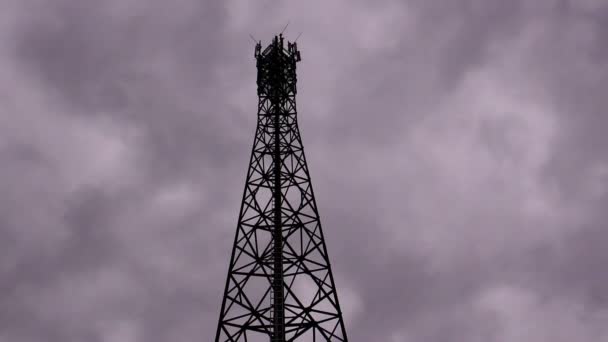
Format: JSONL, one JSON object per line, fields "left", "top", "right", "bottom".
{"left": 1, "top": 0, "right": 608, "bottom": 341}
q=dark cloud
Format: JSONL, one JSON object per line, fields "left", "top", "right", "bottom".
{"left": 14, "top": 0, "right": 227, "bottom": 109}
{"left": 2, "top": 0, "right": 608, "bottom": 341}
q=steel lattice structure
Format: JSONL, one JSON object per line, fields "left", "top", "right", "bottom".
{"left": 215, "top": 35, "right": 349, "bottom": 342}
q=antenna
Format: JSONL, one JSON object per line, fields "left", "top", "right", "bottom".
{"left": 249, "top": 34, "right": 258, "bottom": 44}
{"left": 280, "top": 21, "right": 290, "bottom": 35}
{"left": 294, "top": 32, "right": 303, "bottom": 42}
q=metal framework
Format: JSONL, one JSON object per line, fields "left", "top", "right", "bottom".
{"left": 215, "top": 35, "right": 349, "bottom": 342}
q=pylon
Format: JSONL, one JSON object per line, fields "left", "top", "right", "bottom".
{"left": 214, "top": 34, "right": 349, "bottom": 341}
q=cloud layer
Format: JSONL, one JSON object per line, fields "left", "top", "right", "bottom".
{"left": 1, "top": 0, "right": 607, "bottom": 341}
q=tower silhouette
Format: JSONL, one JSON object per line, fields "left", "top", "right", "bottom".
{"left": 214, "top": 35, "right": 349, "bottom": 342}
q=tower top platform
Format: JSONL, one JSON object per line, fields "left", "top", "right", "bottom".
{"left": 254, "top": 34, "right": 301, "bottom": 62}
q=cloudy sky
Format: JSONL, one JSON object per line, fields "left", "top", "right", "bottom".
{"left": 1, "top": 0, "right": 608, "bottom": 341}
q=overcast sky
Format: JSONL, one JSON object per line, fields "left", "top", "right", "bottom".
{"left": 1, "top": 0, "right": 608, "bottom": 341}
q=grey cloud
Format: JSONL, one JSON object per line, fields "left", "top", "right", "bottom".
{"left": 2, "top": 0, "right": 608, "bottom": 341}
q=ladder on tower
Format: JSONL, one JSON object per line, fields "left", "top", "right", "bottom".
{"left": 269, "top": 194, "right": 285, "bottom": 341}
